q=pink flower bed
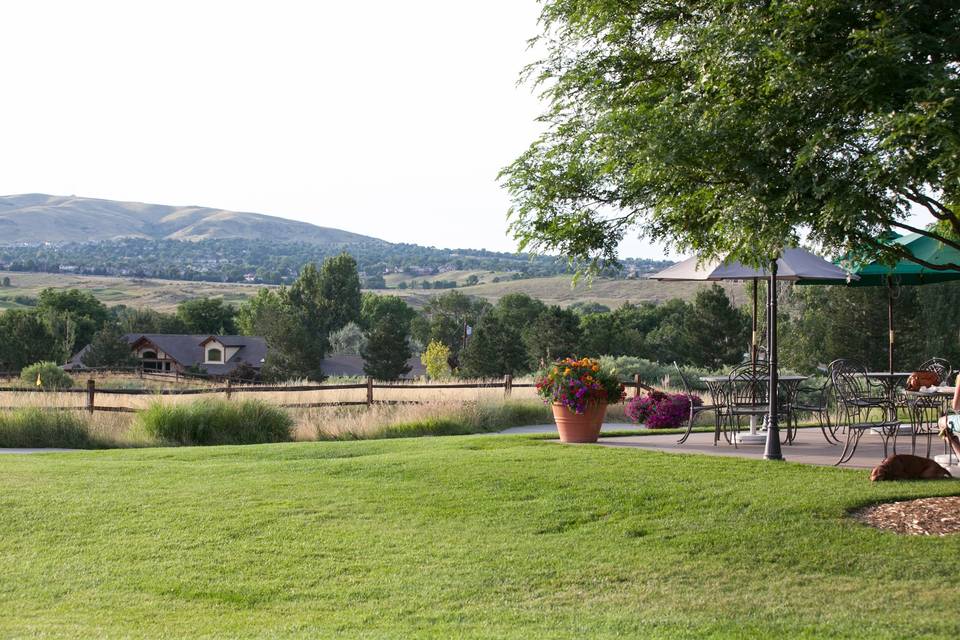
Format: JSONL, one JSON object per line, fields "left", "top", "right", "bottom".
{"left": 626, "top": 391, "right": 702, "bottom": 429}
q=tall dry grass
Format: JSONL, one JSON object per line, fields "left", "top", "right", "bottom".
{"left": 0, "top": 375, "right": 651, "bottom": 447}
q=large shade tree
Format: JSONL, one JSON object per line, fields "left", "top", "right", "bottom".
{"left": 502, "top": 1, "right": 959, "bottom": 270}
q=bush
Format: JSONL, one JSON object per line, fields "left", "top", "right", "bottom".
{"left": 626, "top": 391, "right": 702, "bottom": 429}
{"left": 137, "top": 399, "right": 294, "bottom": 446}
{"left": 599, "top": 356, "right": 712, "bottom": 388}
{"left": 0, "top": 409, "right": 103, "bottom": 448}
{"left": 21, "top": 362, "right": 74, "bottom": 390}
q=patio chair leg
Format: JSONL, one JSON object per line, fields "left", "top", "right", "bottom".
{"left": 677, "top": 410, "right": 697, "bottom": 445}
{"left": 835, "top": 429, "right": 863, "bottom": 465}
{"left": 825, "top": 411, "right": 841, "bottom": 444}
{"left": 819, "top": 411, "right": 838, "bottom": 445}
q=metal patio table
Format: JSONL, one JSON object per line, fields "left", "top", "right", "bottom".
{"left": 863, "top": 371, "right": 912, "bottom": 398}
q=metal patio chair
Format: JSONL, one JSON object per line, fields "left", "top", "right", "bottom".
{"left": 830, "top": 359, "right": 901, "bottom": 465}
{"left": 904, "top": 358, "right": 953, "bottom": 458}
{"left": 724, "top": 362, "right": 782, "bottom": 448}
{"left": 673, "top": 362, "right": 722, "bottom": 445}
{"left": 789, "top": 376, "right": 837, "bottom": 445}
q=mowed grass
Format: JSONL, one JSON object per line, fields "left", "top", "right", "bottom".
{"left": 1, "top": 436, "right": 959, "bottom": 638}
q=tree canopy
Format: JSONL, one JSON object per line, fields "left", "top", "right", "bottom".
{"left": 502, "top": 1, "right": 960, "bottom": 270}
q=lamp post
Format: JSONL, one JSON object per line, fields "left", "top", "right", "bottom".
{"left": 764, "top": 258, "right": 784, "bottom": 461}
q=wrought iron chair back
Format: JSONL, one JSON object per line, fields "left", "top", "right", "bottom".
{"left": 829, "top": 359, "right": 886, "bottom": 404}
{"left": 918, "top": 358, "right": 952, "bottom": 386}
{"left": 828, "top": 358, "right": 900, "bottom": 464}
{"left": 673, "top": 362, "right": 696, "bottom": 396}
{"left": 726, "top": 362, "right": 771, "bottom": 410}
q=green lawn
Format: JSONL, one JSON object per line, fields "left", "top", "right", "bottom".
{"left": 1, "top": 436, "right": 959, "bottom": 638}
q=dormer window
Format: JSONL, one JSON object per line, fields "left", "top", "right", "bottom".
{"left": 206, "top": 348, "right": 223, "bottom": 363}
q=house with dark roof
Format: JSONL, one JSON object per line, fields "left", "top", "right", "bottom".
{"left": 66, "top": 334, "right": 268, "bottom": 377}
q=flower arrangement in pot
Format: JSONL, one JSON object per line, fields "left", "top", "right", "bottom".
{"left": 535, "top": 357, "right": 626, "bottom": 443}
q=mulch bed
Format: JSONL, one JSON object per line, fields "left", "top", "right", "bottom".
{"left": 854, "top": 496, "right": 960, "bottom": 536}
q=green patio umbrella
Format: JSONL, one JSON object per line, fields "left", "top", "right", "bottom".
{"left": 801, "top": 232, "right": 960, "bottom": 373}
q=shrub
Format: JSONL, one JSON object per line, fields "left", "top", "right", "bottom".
{"left": 421, "top": 340, "right": 452, "bottom": 380}
{"left": 21, "top": 362, "right": 74, "bottom": 390}
{"left": 137, "top": 399, "right": 294, "bottom": 446}
{"left": 0, "top": 409, "right": 103, "bottom": 448}
{"left": 626, "top": 391, "right": 702, "bottom": 429}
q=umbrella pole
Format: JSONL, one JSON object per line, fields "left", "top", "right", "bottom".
{"left": 887, "top": 277, "right": 894, "bottom": 375}
{"left": 764, "top": 260, "right": 783, "bottom": 461}
{"left": 752, "top": 278, "right": 758, "bottom": 364}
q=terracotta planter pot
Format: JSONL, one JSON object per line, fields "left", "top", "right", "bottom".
{"left": 552, "top": 402, "right": 607, "bottom": 443}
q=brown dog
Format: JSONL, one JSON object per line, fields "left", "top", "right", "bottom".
{"left": 869, "top": 454, "right": 952, "bottom": 481}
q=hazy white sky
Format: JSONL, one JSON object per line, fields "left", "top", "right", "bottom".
{"left": 0, "top": 1, "right": 666, "bottom": 258}
{"left": 0, "top": 2, "right": 933, "bottom": 262}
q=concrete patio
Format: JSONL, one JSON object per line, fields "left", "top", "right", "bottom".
{"left": 596, "top": 426, "right": 959, "bottom": 471}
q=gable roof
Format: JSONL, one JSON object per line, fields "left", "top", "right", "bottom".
{"left": 66, "top": 334, "right": 267, "bottom": 374}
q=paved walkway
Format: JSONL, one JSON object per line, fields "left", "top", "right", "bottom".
{"left": 498, "top": 423, "right": 644, "bottom": 435}
{"left": 596, "top": 428, "right": 957, "bottom": 470}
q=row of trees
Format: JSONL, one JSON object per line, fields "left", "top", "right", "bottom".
{"left": 5, "top": 250, "right": 952, "bottom": 380}
{"left": 0, "top": 288, "right": 243, "bottom": 372}
{"left": 0, "top": 237, "right": 671, "bottom": 285}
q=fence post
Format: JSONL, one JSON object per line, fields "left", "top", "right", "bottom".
{"left": 504, "top": 374, "right": 512, "bottom": 398}
{"left": 225, "top": 378, "right": 232, "bottom": 400}
{"left": 634, "top": 373, "right": 642, "bottom": 398}
{"left": 86, "top": 379, "right": 96, "bottom": 414}
{"left": 366, "top": 376, "right": 374, "bottom": 406}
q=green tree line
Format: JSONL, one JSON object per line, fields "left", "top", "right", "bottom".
{"left": 1, "top": 253, "right": 956, "bottom": 380}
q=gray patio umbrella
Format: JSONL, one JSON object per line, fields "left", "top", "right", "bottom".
{"left": 651, "top": 248, "right": 857, "bottom": 461}
{"left": 652, "top": 248, "right": 857, "bottom": 362}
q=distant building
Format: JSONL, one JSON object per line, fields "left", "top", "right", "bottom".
{"left": 66, "top": 334, "right": 267, "bottom": 377}
{"left": 319, "top": 354, "right": 426, "bottom": 379}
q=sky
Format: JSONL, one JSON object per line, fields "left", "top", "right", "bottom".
{"left": 0, "top": 2, "right": 935, "bottom": 263}
{"left": 0, "top": 1, "right": 669, "bottom": 259}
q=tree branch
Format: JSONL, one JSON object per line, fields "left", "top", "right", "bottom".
{"left": 888, "top": 221, "right": 960, "bottom": 253}
{"left": 861, "top": 235, "right": 960, "bottom": 272}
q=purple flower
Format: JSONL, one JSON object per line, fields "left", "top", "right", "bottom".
{"left": 626, "top": 392, "right": 702, "bottom": 429}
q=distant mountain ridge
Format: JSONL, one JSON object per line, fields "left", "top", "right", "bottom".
{"left": 0, "top": 194, "right": 381, "bottom": 245}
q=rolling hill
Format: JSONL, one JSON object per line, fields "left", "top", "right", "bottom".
{"left": 0, "top": 194, "right": 379, "bottom": 245}
{"left": 0, "top": 270, "right": 738, "bottom": 312}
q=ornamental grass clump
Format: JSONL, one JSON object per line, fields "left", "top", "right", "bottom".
{"left": 0, "top": 409, "right": 105, "bottom": 448}
{"left": 138, "top": 399, "right": 294, "bottom": 446}
{"left": 535, "top": 357, "right": 625, "bottom": 414}
{"left": 626, "top": 391, "right": 702, "bottom": 429}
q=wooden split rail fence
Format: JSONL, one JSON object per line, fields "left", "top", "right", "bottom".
{"left": 0, "top": 374, "right": 650, "bottom": 415}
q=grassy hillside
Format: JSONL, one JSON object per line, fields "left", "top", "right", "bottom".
{"left": 439, "top": 274, "right": 745, "bottom": 308}
{"left": 0, "top": 271, "right": 741, "bottom": 311}
{"left": 0, "top": 436, "right": 957, "bottom": 637}
{"left": 0, "top": 271, "right": 264, "bottom": 311}
{"left": 0, "top": 194, "right": 378, "bottom": 245}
